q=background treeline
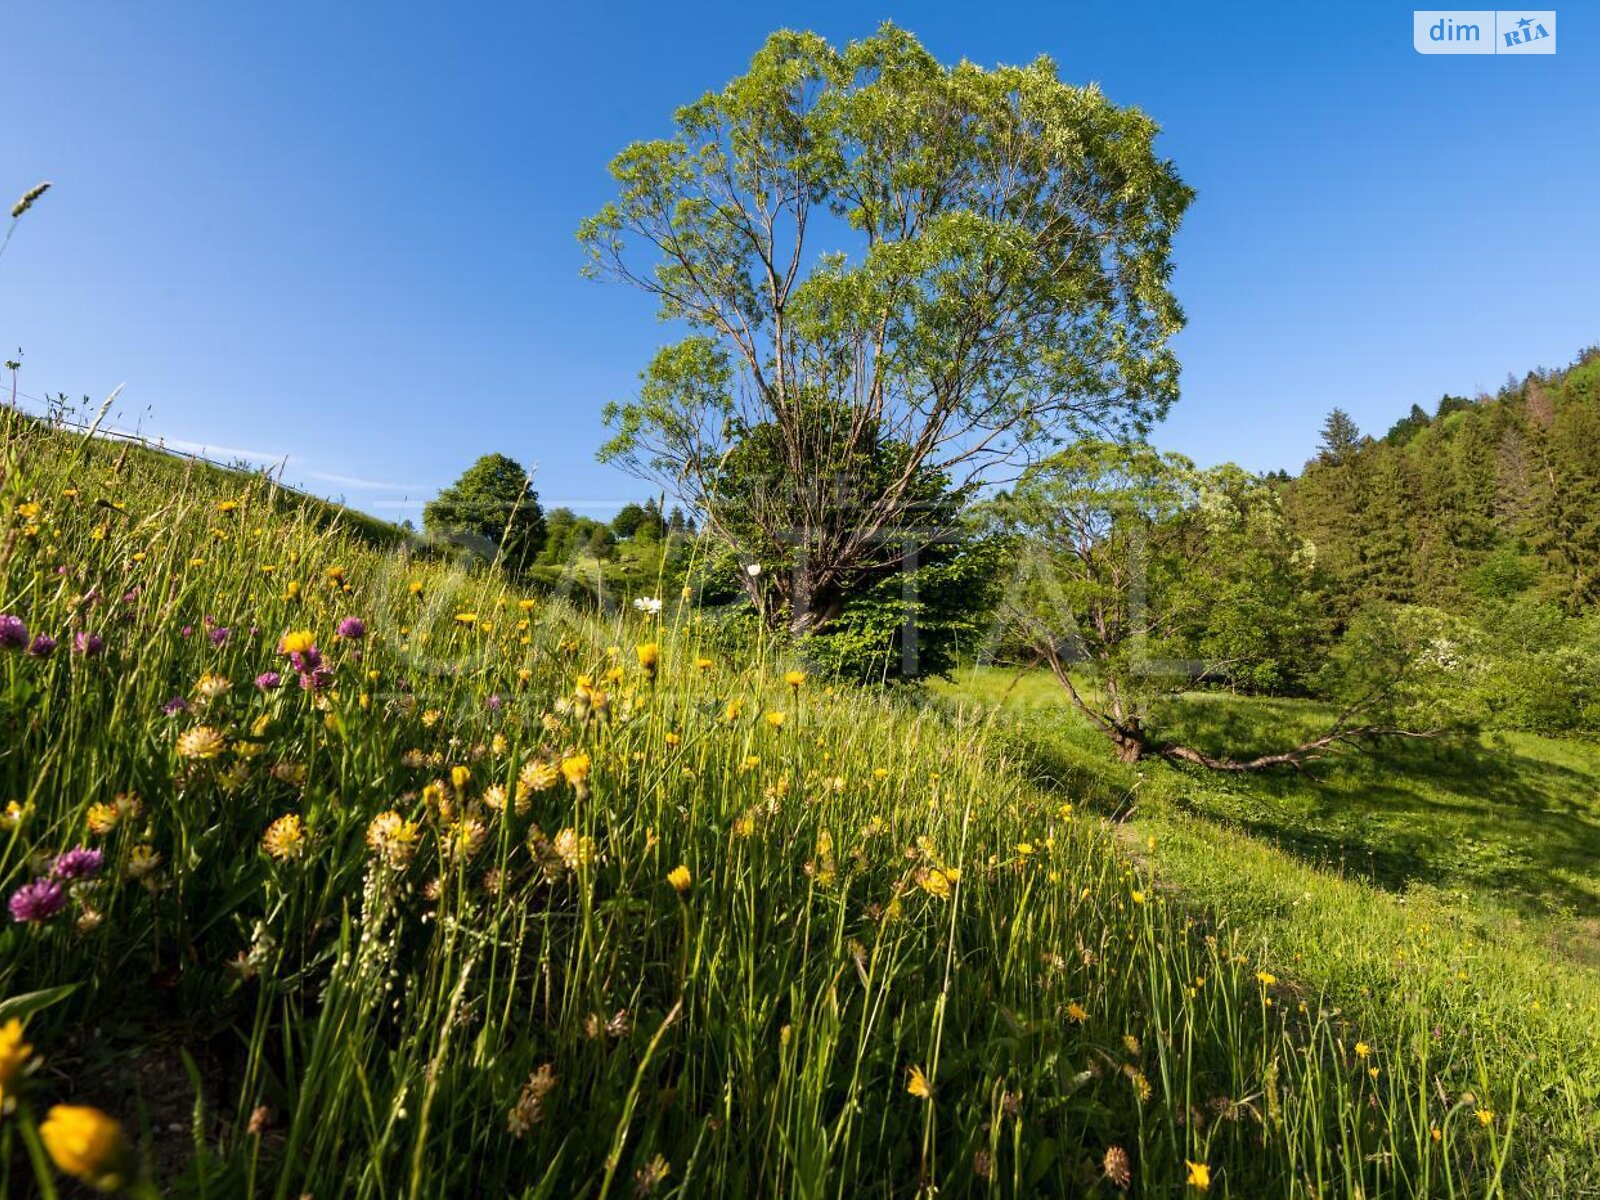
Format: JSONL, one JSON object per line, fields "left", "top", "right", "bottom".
{"left": 1277, "top": 346, "right": 1600, "bottom": 734}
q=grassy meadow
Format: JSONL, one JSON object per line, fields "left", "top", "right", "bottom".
{"left": 0, "top": 409, "right": 1594, "bottom": 1197}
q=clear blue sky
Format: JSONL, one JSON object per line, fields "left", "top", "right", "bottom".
{"left": 3, "top": 2, "right": 1596, "bottom": 521}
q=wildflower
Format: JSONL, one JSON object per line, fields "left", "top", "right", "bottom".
{"left": 1016, "top": 842, "right": 1035, "bottom": 856}
{"left": 552, "top": 827, "right": 593, "bottom": 871}
{"left": 195, "top": 672, "right": 231, "bottom": 702}
{"left": 0, "top": 1018, "right": 33, "bottom": 1105}
{"left": 366, "top": 811, "right": 421, "bottom": 867}
{"left": 696, "top": 657, "right": 713, "bottom": 672}
{"left": 1186, "top": 1160, "right": 1211, "bottom": 1191}
{"left": 1477, "top": 1108, "right": 1495, "bottom": 1126}
{"left": 0, "top": 615, "right": 28, "bottom": 650}
{"left": 446, "top": 818, "right": 489, "bottom": 862}
{"left": 2, "top": 801, "right": 30, "bottom": 831}
{"left": 73, "top": 632, "right": 105, "bottom": 657}
{"left": 667, "top": 864, "right": 692, "bottom": 894}
{"left": 1066, "top": 1002, "right": 1089, "bottom": 1022}
{"left": 40, "top": 1105, "right": 133, "bottom": 1192}
{"left": 408, "top": 580, "right": 424, "bottom": 595}
{"left": 906, "top": 1065, "right": 932, "bottom": 1099}
{"left": 507, "top": 1064, "right": 557, "bottom": 1137}
{"left": 50, "top": 847, "right": 104, "bottom": 882}
{"left": 560, "top": 752, "right": 591, "bottom": 793}
{"left": 1354, "top": 1042, "right": 1371, "bottom": 1059}
{"left": 9, "top": 878, "right": 67, "bottom": 923}
{"left": 1256, "top": 970, "right": 1277, "bottom": 987}
{"left": 916, "top": 866, "right": 954, "bottom": 899}
{"left": 161, "top": 696, "right": 190, "bottom": 716}
{"left": 1130, "top": 889, "right": 1145, "bottom": 904}
{"left": 255, "top": 671, "right": 282, "bottom": 691}
{"left": 636, "top": 642, "right": 660, "bottom": 679}
{"left": 26, "top": 634, "right": 56, "bottom": 659}
{"left": 632, "top": 596, "right": 663, "bottom": 616}
{"left": 209, "top": 626, "right": 231, "bottom": 647}
{"left": 262, "top": 814, "right": 308, "bottom": 861}
{"left": 518, "top": 759, "right": 560, "bottom": 796}
{"left": 664, "top": 731, "right": 681, "bottom": 747}
{"left": 455, "top": 612, "right": 478, "bottom": 625}
{"left": 336, "top": 616, "right": 366, "bottom": 640}
{"left": 125, "top": 845, "right": 162, "bottom": 880}
{"left": 176, "top": 725, "right": 227, "bottom": 760}
{"left": 279, "top": 629, "right": 316, "bottom": 655}
{"left": 634, "top": 1153, "right": 671, "bottom": 1197}
{"left": 764, "top": 710, "right": 786, "bottom": 730}
{"left": 1103, "top": 1146, "right": 1131, "bottom": 1189}
{"left": 451, "top": 764, "right": 472, "bottom": 791}
{"left": 784, "top": 669, "right": 806, "bottom": 690}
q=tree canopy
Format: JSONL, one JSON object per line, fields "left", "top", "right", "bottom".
{"left": 581, "top": 23, "right": 1191, "bottom": 633}
{"left": 422, "top": 453, "right": 546, "bottom": 570}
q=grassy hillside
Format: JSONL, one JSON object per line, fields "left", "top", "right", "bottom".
{"left": 939, "top": 666, "right": 1600, "bottom": 1189}
{"left": 2, "top": 408, "right": 1595, "bottom": 1195}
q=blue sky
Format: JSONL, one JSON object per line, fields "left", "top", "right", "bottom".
{"left": 3, "top": 2, "right": 1596, "bottom": 521}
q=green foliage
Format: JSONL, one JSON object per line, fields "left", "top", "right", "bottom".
{"left": 422, "top": 452, "right": 546, "bottom": 570}
{"left": 582, "top": 23, "right": 1191, "bottom": 633}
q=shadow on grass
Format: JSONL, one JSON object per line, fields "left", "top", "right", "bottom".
{"left": 966, "top": 679, "right": 1600, "bottom": 923}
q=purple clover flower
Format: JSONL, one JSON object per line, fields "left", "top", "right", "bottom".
{"left": 289, "top": 647, "right": 322, "bottom": 675}
{"left": 51, "top": 846, "right": 104, "bottom": 881}
{"left": 486, "top": 693, "right": 503, "bottom": 711}
{"left": 336, "top": 616, "right": 366, "bottom": 640}
{"left": 255, "top": 671, "right": 282, "bottom": 690}
{"left": 181, "top": 625, "right": 194, "bottom": 638}
{"left": 162, "top": 696, "right": 190, "bottom": 716}
{"left": 299, "top": 666, "right": 334, "bottom": 693}
{"left": 26, "top": 634, "right": 57, "bottom": 659}
{"left": 9, "top": 878, "right": 67, "bottom": 924}
{"left": 209, "top": 626, "right": 231, "bottom": 647}
{"left": 74, "top": 632, "right": 105, "bottom": 657}
{"left": 0, "top": 614, "right": 28, "bottom": 650}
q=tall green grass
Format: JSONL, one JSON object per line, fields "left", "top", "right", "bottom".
{"left": 0, "top": 411, "right": 1574, "bottom": 1195}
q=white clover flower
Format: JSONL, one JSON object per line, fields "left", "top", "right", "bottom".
{"left": 632, "top": 596, "right": 663, "bottom": 615}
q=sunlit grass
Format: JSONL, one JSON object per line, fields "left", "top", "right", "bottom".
{"left": 0, "top": 412, "right": 1588, "bottom": 1195}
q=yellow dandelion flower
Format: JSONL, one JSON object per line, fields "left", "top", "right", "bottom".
{"left": 1355, "top": 1042, "right": 1371, "bottom": 1059}
{"left": 455, "top": 612, "right": 478, "bottom": 625}
{"left": 665, "top": 731, "right": 681, "bottom": 747}
{"left": 1477, "top": 1108, "right": 1495, "bottom": 1126}
{"left": 560, "top": 752, "right": 591, "bottom": 789}
{"left": 40, "top": 1105, "right": 133, "bottom": 1192}
{"left": 1066, "top": 1002, "right": 1089, "bottom": 1023}
{"left": 0, "top": 1018, "right": 33, "bottom": 1102}
{"left": 784, "top": 669, "right": 806, "bottom": 690}
{"left": 723, "top": 699, "right": 743, "bottom": 722}
{"left": 906, "top": 1065, "right": 932, "bottom": 1099}
{"left": 1130, "top": 889, "right": 1146, "bottom": 904}
{"left": 280, "top": 629, "right": 316, "bottom": 655}
{"left": 1016, "top": 842, "right": 1035, "bottom": 856}
{"left": 764, "top": 710, "right": 786, "bottom": 730}
{"left": 636, "top": 642, "right": 660, "bottom": 677}
{"left": 408, "top": 579, "right": 424, "bottom": 595}
{"left": 1186, "top": 1160, "right": 1210, "bottom": 1191}
{"left": 667, "top": 864, "right": 692, "bottom": 894}
{"left": 1256, "top": 970, "right": 1277, "bottom": 987}
{"left": 176, "top": 725, "right": 227, "bottom": 760}
{"left": 262, "top": 814, "right": 308, "bottom": 861}
{"left": 695, "top": 656, "right": 713, "bottom": 672}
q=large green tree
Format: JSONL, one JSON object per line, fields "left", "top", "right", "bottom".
{"left": 423, "top": 453, "right": 546, "bottom": 570}
{"left": 581, "top": 24, "right": 1191, "bottom": 635}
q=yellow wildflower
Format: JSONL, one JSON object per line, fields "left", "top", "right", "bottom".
{"left": 906, "top": 1065, "right": 932, "bottom": 1099}
{"left": 262, "top": 814, "right": 308, "bottom": 861}
{"left": 1186, "top": 1160, "right": 1211, "bottom": 1190}
{"left": 40, "top": 1105, "right": 133, "bottom": 1192}
{"left": 176, "top": 725, "right": 227, "bottom": 760}
{"left": 667, "top": 864, "right": 692, "bottom": 894}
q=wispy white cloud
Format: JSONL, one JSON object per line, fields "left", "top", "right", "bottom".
{"left": 159, "top": 437, "right": 289, "bottom": 465}
{"left": 298, "top": 469, "right": 429, "bottom": 492}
